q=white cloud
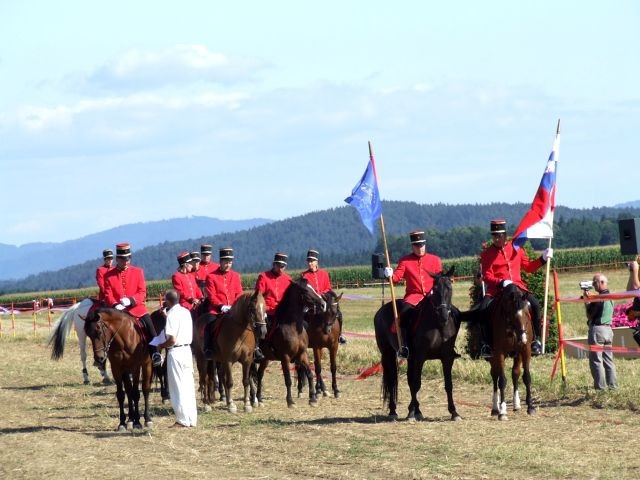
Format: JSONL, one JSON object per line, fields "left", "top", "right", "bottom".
{"left": 83, "top": 44, "right": 267, "bottom": 92}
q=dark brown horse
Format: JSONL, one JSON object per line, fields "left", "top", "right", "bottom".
{"left": 84, "top": 308, "right": 154, "bottom": 430}
{"left": 194, "top": 292, "right": 267, "bottom": 413}
{"left": 374, "top": 267, "right": 462, "bottom": 421}
{"left": 297, "top": 290, "right": 343, "bottom": 398}
{"left": 487, "top": 283, "right": 536, "bottom": 420}
{"left": 255, "top": 277, "right": 327, "bottom": 407}
{"left": 150, "top": 307, "right": 169, "bottom": 403}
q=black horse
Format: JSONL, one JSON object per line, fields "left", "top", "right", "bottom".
{"left": 374, "top": 267, "right": 462, "bottom": 421}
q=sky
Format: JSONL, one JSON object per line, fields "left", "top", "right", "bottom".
{"left": 1, "top": 1, "right": 639, "bottom": 246}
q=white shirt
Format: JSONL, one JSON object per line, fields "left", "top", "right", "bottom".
{"left": 165, "top": 304, "right": 193, "bottom": 346}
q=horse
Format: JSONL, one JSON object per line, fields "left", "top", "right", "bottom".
{"left": 48, "top": 298, "right": 112, "bottom": 385}
{"left": 296, "top": 290, "right": 343, "bottom": 398}
{"left": 255, "top": 277, "right": 327, "bottom": 408}
{"left": 193, "top": 303, "right": 227, "bottom": 411}
{"left": 487, "top": 283, "right": 536, "bottom": 420}
{"left": 149, "top": 307, "right": 170, "bottom": 403}
{"left": 84, "top": 308, "right": 154, "bottom": 430}
{"left": 374, "top": 267, "right": 463, "bottom": 421}
{"left": 199, "top": 291, "right": 267, "bottom": 413}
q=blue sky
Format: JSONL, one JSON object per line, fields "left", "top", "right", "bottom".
{"left": 1, "top": 1, "right": 639, "bottom": 245}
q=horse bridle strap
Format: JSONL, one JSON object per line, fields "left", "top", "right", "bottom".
{"left": 95, "top": 317, "right": 126, "bottom": 357}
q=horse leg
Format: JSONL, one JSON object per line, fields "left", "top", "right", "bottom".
{"left": 381, "top": 347, "right": 398, "bottom": 419}
{"left": 406, "top": 357, "right": 423, "bottom": 422}
{"left": 512, "top": 354, "right": 522, "bottom": 412}
{"left": 490, "top": 357, "right": 501, "bottom": 417}
{"left": 296, "top": 363, "right": 306, "bottom": 398}
{"left": 216, "top": 361, "right": 226, "bottom": 403}
{"left": 497, "top": 355, "right": 508, "bottom": 421}
{"left": 160, "top": 358, "right": 170, "bottom": 403}
{"left": 302, "top": 353, "right": 318, "bottom": 406}
{"left": 114, "top": 376, "right": 127, "bottom": 431}
{"left": 224, "top": 361, "right": 237, "bottom": 414}
{"left": 314, "top": 348, "right": 327, "bottom": 397}
{"left": 242, "top": 361, "right": 253, "bottom": 413}
{"left": 249, "top": 363, "right": 259, "bottom": 408}
{"left": 130, "top": 371, "right": 143, "bottom": 429}
{"left": 443, "top": 356, "right": 461, "bottom": 421}
{"left": 79, "top": 333, "right": 90, "bottom": 385}
{"left": 256, "top": 360, "right": 268, "bottom": 407}
{"left": 281, "top": 357, "right": 296, "bottom": 408}
{"left": 142, "top": 363, "right": 153, "bottom": 427}
{"left": 329, "top": 344, "right": 340, "bottom": 399}
{"left": 522, "top": 349, "right": 536, "bottom": 415}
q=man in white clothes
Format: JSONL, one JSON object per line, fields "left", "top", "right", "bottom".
{"left": 156, "top": 289, "right": 197, "bottom": 428}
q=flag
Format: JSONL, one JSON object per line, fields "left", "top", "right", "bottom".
{"left": 345, "top": 159, "right": 382, "bottom": 234}
{"left": 512, "top": 132, "right": 560, "bottom": 249}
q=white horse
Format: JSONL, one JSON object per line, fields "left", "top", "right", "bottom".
{"left": 49, "top": 298, "right": 112, "bottom": 385}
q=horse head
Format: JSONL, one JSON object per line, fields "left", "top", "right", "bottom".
{"left": 84, "top": 309, "right": 110, "bottom": 367}
{"left": 428, "top": 266, "right": 455, "bottom": 326}
{"left": 321, "top": 290, "right": 343, "bottom": 334}
{"left": 250, "top": 290, "right": 268, "bottom": 340}
{"left": 296, "top": 277, "right": 327, "bottom": 312}
{"left": 497, "top": 283, "right": 531, "bottom": 345}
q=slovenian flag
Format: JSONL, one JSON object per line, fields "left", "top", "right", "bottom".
{"left": 512, "top": 129, "right": 560, "bottom": 249}
{"left": 345, "top": 158, "right": 382, "bottom": 235}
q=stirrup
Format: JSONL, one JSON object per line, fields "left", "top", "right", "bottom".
{"left": 338, "top": 334, "right": 347, "bottom": 345}
{"left": 531, "top": 340, "right": 542, "bottom": 356}
{"left": 397, "top": 345, "right": 409, "bottom": 359}
{"left": 152, "top": 352, "right": 163, "bottom": 367}
{"left": 479, "top": 344, "right": 492, "bottom": 359}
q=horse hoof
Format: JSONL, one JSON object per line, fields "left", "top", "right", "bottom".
{"left": 229, "top": 405, "right": 237, "bottom": 414}
{"left": 415, "top": 413, "right": 424, "bottom": 422}
{"left": 451, "top": 414, "right": 462, "bottom": 422}
{"left": 407, "top": 416, "right": 416, "bottom": 424}
{"left": 297, "top": 392, "right": 303, "bottom": 399}
{"left": 322, "top": 391, "right": 329, "bottom": 398}
{"left": 116, "top": 424, "right": 127, "bottom": 432}
{"left": 388, "top": 413, "right": 398, "bottom": 421}
{"left": 126, "top": 421, "right": 134, "bottom": 430}
{"left": 102, "top": 378, "right": 113, "bottom": 386}
{"left": 83, "top": 379, "right": 90, "bottom": 385}
{"left": 498, "top": 414, "right": 508, "bottom": 421}
{"left": 244, "top": 404, "right": 253, "bottom": 413}
{"left": 527, "top": 407, "right": 537, "bottom": 416}
{"left": 333, "top": 391, "right": 340, "bottom": 399}
{"left": 491, "top": 409, "right": 499, "bottom": 417}
{"left": 258, "top": 401, "right": 265, "bottom": 408}
{"left": 133, "top": 423, "right": 143, "bottom": 430}
{"left": 309, "top": 400, "right": 318, "bottom": 407}
{"left": 204, "top": 404, "right": 212, "bottom": 412}
{"left": 145, "top": 421, "right": 153, "bottom": 428}
{"left": 287, "top": 401, "right": 296, "bottom": 409}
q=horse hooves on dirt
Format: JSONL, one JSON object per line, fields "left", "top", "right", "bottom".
{"left": 244, "top": 404, "right": 253, "bottom": 413}
{"left": 83, "top": 379, "right": 90, "bottom": 385}
{"left": 204, "top": 404, "right": 212, "bottom": 412}
{"left": 309, "top": 399, "right": 318, "bottom": 407}
{"left": 498, "top": 414, "right": 508, "bottom": 421}
{"left": 491, "top": 409, "right": 499, "bottom": 416}
{"left": 229, "top": 404, "right": 238, "bottom": 414}
{"left": 287, "top": 401, "right": 296, "bottom": 409}
{"left": 133, "top": 423, "right": 143, "bottom": 430}
{"left": 451, "top": 414, "right": 462, "bottom": 422}
{"left": 126, "top": 421, "right": 134, "bottom": 430}
{"left": 407, "top": 416, "right": 417, "bottom": 424}
{"left": 388, "top": 413, "right": 398, "bottom": 421}
{"left": 145, "top": 420, "right": 153, "bottom": 428}
{"left": 322, "top": 391, "right": 329, "bottom": 398}
{"left": 116, "top": 424, "right": 127, "bottom": 432}
{"left": 102, "top": 378, "right": 113, "bottom": 386}
{"left": 527, "top": 407, "right": 537, "bottom": 415}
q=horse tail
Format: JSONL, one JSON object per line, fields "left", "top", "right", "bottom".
{"left": 48, "top": 301, "right": 82, "bottom": 360}
{"left": 380, "top": 349, "right": 398, "bottom": 408}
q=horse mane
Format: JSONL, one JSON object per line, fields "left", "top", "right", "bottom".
{"left": 493, "top": 283, "right": 529, "bottom": 325}
{"left": 275, "top": 277, "right": 310, "bottom": 329}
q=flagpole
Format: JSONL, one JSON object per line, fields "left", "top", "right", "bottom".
{"left": 541, "top": 119, "right": 560, "bottom": 354}
{"left": 368, "top": 141, "right": 403, "bottom": 354}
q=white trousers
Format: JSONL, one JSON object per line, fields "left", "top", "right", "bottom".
{"left": 168, "top": 346, "right": 198, "bottom": 427}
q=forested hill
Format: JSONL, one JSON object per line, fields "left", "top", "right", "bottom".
{"left": 2, "top": 200, "right": 639, "bottom": 294}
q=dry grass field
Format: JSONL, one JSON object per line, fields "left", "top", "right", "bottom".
{"left": 2, "top": 270, "right": 640, "bottom": 479}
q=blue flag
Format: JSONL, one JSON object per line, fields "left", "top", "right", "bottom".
{"left": 344, "top": 159, "right": 382, "bottom": 234}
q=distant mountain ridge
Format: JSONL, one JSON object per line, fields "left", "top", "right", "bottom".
{"left": 2, "top": 200, "right": 640, "bottom": 294}
{"left": 614, "top": 200, "right": 640, "bottom": 209}
{"left": 0, "top": 216, "right": 272, "bottom": 281}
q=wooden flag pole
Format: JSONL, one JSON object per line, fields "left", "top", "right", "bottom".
{"left": 368, "top": 141, "right": 403, "bottom": 353}
{"left": 541, "top": 119, "right": 560, "bottom": 354}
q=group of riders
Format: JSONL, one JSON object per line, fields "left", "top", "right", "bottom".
{"left": 95, "top": 243, "right": 347, "bottom": 368}
{"left": 95, "top": 218, "right": 555, "bottom": 366}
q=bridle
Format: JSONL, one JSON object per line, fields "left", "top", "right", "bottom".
{"left": 429, "top": 277, "right": 452, "bottom": 324}
{"left": 92, "top": 316, "right": 126, "bottom": 361}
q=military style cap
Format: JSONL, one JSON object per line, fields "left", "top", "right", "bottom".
{"left": 177, "top": 251, "right": 191, "bottom": 265}
{"left": 219, "top": 247, "right": 234, "bottom": 260}
{"left": 490, "top": 219, "right": 507, "bottom": 234}
{"left": 409, "top": 231, "right": 426, "bottom": 244}
{"left": 102, "top": 249, "right": 114, "bottom": 259}
{"left": 190, "top": 252, "right": 201, "bottom": 263}
{"left": 116, "top": 243, "right": 132, "bottom": 257}
{"left": 306, "top": 249, "right": 319, "bottom": 261}
{"left": 273, "top": 252, "right": 288, "bottom": 265}
{"left": 201, "top": 244, "right": 213, "bottom": 255}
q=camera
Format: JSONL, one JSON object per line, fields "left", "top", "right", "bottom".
{"left": 579, "top": 281, "right": 593, "bottom": 291}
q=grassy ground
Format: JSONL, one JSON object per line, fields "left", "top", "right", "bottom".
{"left": 1, "top": 268, "right": 639, "bottom": 479}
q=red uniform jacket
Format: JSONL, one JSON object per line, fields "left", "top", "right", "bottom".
{"left": 96, "top": 265, "right": 112, "bottom": 302}
{"left": 255, "top": 270, "right": 292, "bottom": 315}
{"left": 197, "top": 262, "right": 220, "bottom": 283}
{"left": 301, "top": 268, "right": 332, "bottom": 294}
{"left": 172, "top": 271, "right": 203, "bottom": 309}
{"left": 103, "top": 265, "right": 148, "bottom": 317}
{"left": 391, "top": 253, "right": 443, "bottom": 306}
{"left": 205, "top": 269, "right": 243, "bottom": 314}
{"left": 481, "top": 242, "right": 544, "bottom": 297}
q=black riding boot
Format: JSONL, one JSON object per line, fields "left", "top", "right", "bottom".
{"left": 397, "top": 326, "right": 409, "bottom": 359}
{"left": 337, "top": 308, "right": 347, "bottom": 345}
{"left": 527, "top": 293, "right": 543, "bottom": 356}
{"left": 140, "top": 314, "right": 162, "bottom": 366}
{"left": 253, "top": 346, "right": 265, "bottom": 363}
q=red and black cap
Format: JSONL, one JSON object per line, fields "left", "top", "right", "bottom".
{"left": 177, "top": 251, "right": 191, "bottom": 266}
{"left": 190, "top": 252, "right": 201, "bottom": 263}
{"left": 200, "top": 244, "right": 213, "bottom": 255}
{"left": 273, "top": 252, "right": 288, "bottom": 265}
{"left": 409, "top": 231, "right": 426, "bottom": 245}
{"left": 219, "top": 247, "right": 234, "bottom": 260}
{"left": 306, "top": 249, "right": 319, "bottom": 261}
{"left": 490, "top": 219, "right": 507, "bottom": 234}
{"left": 102, "top": 249, "right": 114, "bottom": 259}
{"left": 116, "top": 243, "right": 132, "bottom": 257}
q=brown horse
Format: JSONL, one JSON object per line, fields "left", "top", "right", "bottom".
{"left": 297, "top": 290, "right": 343, "bottom": 398}
{"left": 214, "top": 291, "right": 267, "bottom": 413}
{"left": 255, "top": 277, "right": 327, "bottom": 407}
{"left": 488, "top": 283, "right": 536, "bottom": 420}
{"left": 374, "top": 268, "right": 462, "bottom": 421}
{"left": 193, "top": 311, "right": 223, "bottom": 411}
{"left": 84, "top": 308, "right": 154, "bottom": 430}
{"left": 150, "top": 307, "right": 170, "bottom": 403}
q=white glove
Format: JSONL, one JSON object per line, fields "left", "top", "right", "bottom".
{"left": 501, "top": 280, "right": 513, "bottom": 288}
{"left": 120, "top": 297, "right": 132, "bottom": 307}
{"left": 221, "top": 305, "right": 232, "bottom": 313}
{"left": 115, "top": 304, "right": 126, "bottom": 311}
{"left": 542, "top": 248, "right": 554, "bottom": 261}
{"left": 384, "top": 267, "right": 393, "bottom": 279}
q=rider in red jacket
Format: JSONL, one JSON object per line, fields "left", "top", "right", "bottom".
{"left": 96, "top": 249, "right": 114, "bottom": 303}
{"left": 384, "top": 231, "right": 443, "bottom": 358}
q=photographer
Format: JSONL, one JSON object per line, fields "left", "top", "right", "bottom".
{"left": 584, "top": 274, "right": 618, "bottom": 390}
{"left": 625, "top": 255, "right": 640, "bottom": 323}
